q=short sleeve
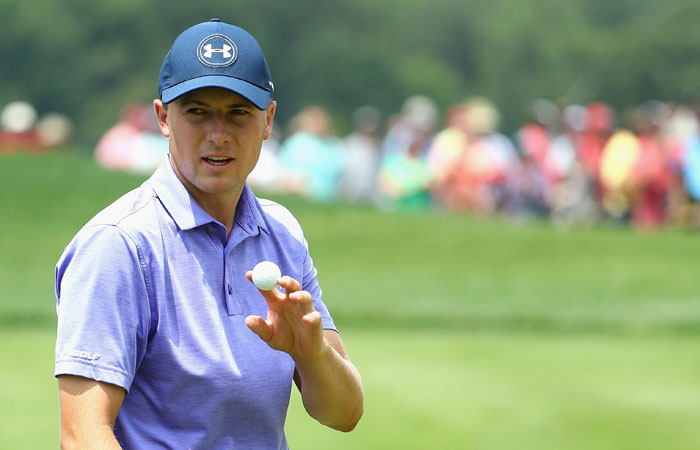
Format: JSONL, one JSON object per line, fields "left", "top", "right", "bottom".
{"left": 54, "top": 224, "right": 151, "bottom": 392}
{"left": 301, "top": 242, "right": 336, "bottom": 333}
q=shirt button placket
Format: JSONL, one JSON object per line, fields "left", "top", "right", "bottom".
{"left": 223, "top": 247, "right": 242, "bottom": 316}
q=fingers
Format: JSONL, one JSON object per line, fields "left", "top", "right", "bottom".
{"left": 289, "top": 288, "right": 312, "bottom": 304}
{"left": 279, "top": 276, "right": 301, "bottom": 296}
{"left": 302, "top": 310, "right": 322, "bottom": 325}
{"left": 278, "top": 276, "right": 313, "bottom": 307}
{"left": 246, "top": 271, "right": 313, "bottom": 308}
{"left": 245, "top": 315, "right": 273, "bottom": 342}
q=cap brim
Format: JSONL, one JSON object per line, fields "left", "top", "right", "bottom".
{"left": 161, "top": 76, "right": 271, "bottom": 110}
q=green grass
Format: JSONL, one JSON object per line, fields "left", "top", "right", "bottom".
{"left": 287, "top": 330, "right": 700, "bottom": 450}
{"left": 304, "top": 207, "right": 700, "bottom": 334}
{"left": 0, "top": 152, "right": 148, "bottom": 325}
{"left": 0, "top": 328, "right": 58, "bottom": 446}
{"left": 4, "top": 328, "right": 700, "bottom": 450}
{"left": 2, "top": 152, "right": 700, "bottom": 449}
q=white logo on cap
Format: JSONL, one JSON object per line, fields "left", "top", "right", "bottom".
{"left": 203, "top": 43, "right": 232, "bottom": 59}
{"left": 197, "top": 34, "right": 238, "bottom": 67}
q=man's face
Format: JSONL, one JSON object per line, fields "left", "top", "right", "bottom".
{"left": 154, "top": 87, "right": 275, "bottom": 205}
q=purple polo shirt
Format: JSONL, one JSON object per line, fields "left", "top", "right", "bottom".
{"left": 55, "top": 157, "right": 336, "bottom": 449}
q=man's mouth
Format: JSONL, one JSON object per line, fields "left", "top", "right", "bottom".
{"left": 203, "top": 156, "right": 233, "bottom": 166}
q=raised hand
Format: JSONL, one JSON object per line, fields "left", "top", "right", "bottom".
{"left": 244, "top": 273, "right": 324, "bottom": 362}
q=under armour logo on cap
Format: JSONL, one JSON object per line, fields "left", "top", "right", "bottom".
{"left": 197, "top": 34, "right": 237, "bottom": 67}
{"left": 203, "top": 43, "right": 232, "bottom": 59}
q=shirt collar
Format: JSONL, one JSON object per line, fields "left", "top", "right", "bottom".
{"left": 234, "top": 182, "right": 269, "bottom": 237}
{"left": 147, "top": 155, "right": 269, "bottom": 237}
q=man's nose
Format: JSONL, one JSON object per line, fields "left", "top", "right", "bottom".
{"left": 208, "top": 114, "right": 231, "bottom": 146}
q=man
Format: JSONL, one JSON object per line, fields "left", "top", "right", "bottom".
{"left": 55, "top": 19, "right": 363, "bottom": 449}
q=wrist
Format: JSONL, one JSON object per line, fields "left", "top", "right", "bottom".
{"left": 292, "top": 336, "right": 333, "bottom": 372}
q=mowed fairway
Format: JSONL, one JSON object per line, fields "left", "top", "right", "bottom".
{"left": 1, "top": 152, "right": 700, "bottom": 449}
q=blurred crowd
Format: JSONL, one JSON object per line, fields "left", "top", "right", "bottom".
{"left": 94, "top": 95, "right": 700, "bottom": 231}
{"left": 0, "top": 101, "right": 73, "bottom": 153}
{"left": 246, "top": 96, "right": 700, "bottom": 231}
{"left": 5, "top": 94, "right": 700, "bottom": 231}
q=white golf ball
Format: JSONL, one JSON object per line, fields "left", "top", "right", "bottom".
{"left": 252, "top": 261, "right": 281, "bottom": 291}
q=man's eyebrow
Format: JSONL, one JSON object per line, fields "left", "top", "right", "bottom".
{"left": 178, "top": 97, "right": 208, "bottom": 106}
{"left": 225, "top": 98, "right": 256, "bottom": 108}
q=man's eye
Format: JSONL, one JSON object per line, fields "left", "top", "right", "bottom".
{"left": 187, "top": 108, "right": 205, "bottom": 115}
{"left": 231, "top": 109, "right": 249, "bottom": 116}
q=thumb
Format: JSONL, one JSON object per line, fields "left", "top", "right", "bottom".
{"left": 245, "top": 315, "right": 273, "bottom": 342}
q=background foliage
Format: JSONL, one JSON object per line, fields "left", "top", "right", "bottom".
{"left": 2, "top": 0, "right": 700, "bottom": 146}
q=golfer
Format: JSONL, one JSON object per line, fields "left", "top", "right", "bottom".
{"left": 55, "top": 18, "right": 363, "bottom": 449}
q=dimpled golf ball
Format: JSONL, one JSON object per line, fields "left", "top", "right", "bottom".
{"left": 252, "top": 261, "right": 281, "bottom": 291}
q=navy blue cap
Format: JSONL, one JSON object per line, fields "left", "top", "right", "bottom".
{"left": 158, "top": 19, "right": 274, "bottom": 109}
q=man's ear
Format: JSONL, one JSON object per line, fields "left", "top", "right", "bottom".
{"left": 153, "top": 99, "right": 170, "bottom": 138}
{"left": 264, "top": 100, "right": 277, "bottom": 141}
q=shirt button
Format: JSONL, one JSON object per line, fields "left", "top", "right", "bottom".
{"left": 227, "top": 284, "right": 233, "bottom": 295}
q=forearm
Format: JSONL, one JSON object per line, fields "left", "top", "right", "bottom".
{"left": 294, "top": 337, "right": 364, "bottom": 432}
{"left": 243, "top": 275, "right": 364, "bottom": 431}
{"left": 60, "top": 425, "right": 123, "bottom": 450}
{"left": 58, "top": 376, "right": 125, "bottom": 450}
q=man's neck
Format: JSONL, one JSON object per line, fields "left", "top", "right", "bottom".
{"left": 167, "top": 156, "right": 243, "bottom": 238}
{"left": 193, "top": 189, "right": 242, "bottom": 239}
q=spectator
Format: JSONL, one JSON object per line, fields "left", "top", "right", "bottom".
{"left": 435, "top": 97, "right": 517, "bottom": 214}
{"left": 376, "top": 96, "right": 437, "bottom": 210}
{"left": 338, "top": 105, "right": 383, "bottom": 203}
{"left": 94, "top": 103, "right": 168, "bottom": 174}
{"left": 546, "top": 104, "right": 601, "bottom": 226}
{"left": 578, "top": 102, "right": 615, "bottom": 188}
{"left": 627, "top": 102, "right": 673, "bottom": 230}
{"left": 381, "top": 95, "right": 438, "bottom": 159}
{"left": 599, "top": 126, "right": 640, "bottom": 222}
{"left": 504, "top": 151, "right": 550, "bottom": 219}
{"left": 36, "top": 113, "right": 74, "bottom": 149}
{"left": 682, "top": 133, "right": 700, "bottom": 226}
{"left": 0, "top": 101, "right": 43, "bottom": 152}
{"left": 515, "top": 99, "right": 557, "bottom": 184}
{"left": 510, "top": 99, "right": 558, "bottom": 218}
{"left": 427, "top": 102, "right": 470, "bottom": 197}
{"left": 659, "top": 105, "right": 698, "bottom": 226}
{"left": 278, "top": 105, "right": 343, "bottom": 202}
{"left": 376, "top": 136, "right": 433, "bottom": 210}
